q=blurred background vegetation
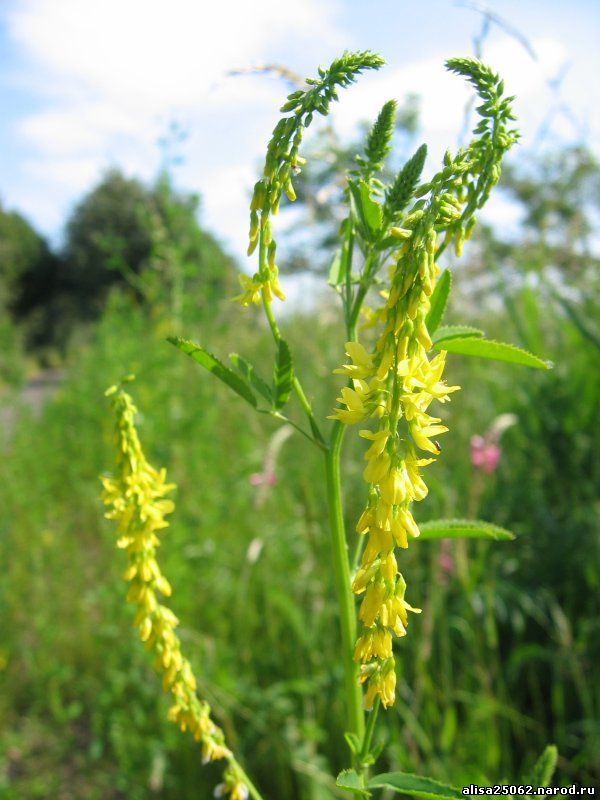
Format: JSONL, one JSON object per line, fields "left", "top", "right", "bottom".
{"left": 1, "top": 69, "right": 599, "bottom": 800}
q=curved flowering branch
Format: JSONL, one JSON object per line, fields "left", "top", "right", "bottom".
{"left": 101, "top": 380, "right": 260, "bottom": 800}
{"left": 234, "top": 50, "right": 385, "bottom": 307}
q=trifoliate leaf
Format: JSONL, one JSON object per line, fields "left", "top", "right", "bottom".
{"left": 229, "top": 354, "right": 273, "bottom": 403}
{"left": 168, "top": 337, "right": 257, "bottom": 407}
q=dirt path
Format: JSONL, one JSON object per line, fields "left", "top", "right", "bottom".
{"left": 0, "top": 368, "right": 65, "bottom": 439}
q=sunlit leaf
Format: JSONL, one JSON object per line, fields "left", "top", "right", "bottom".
{"left": 368, "top": 771, "right": 463, "bottom": 799}
{"left": 348, "top": 179, "right": 383, "bottom": 240}
{"left": 524, "top": 745, "right": 558, "bottom": 788}
{"left": 434, "top": 336, "right": 551, "bottom": 369}
{"left": 432, "top": 325, "right": 484, "bottom": 345}
{"left": 229, "top": 353, "right": 272, "bottom": 403}
{"left": 168, "top": 337, "right": 256, "bottom": 407}
{"left": 419, "top": 519, "right": 515, "bottom": 541}
{"left": 328, "top": 250, "right": 344, "bottom": 286}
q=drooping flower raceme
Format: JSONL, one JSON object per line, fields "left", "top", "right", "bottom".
{"left": 101, "top": 381, "right": 248, "bottom": 800}
{"left": 234, "top": 52, "right": 385, "bottom": 309}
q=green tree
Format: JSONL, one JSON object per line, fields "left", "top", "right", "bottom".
{"left": 61, "top": 169, "right": 236, "bottom": 319}
{"left": 0, "top": 201, "right": 55, "bottom": 312}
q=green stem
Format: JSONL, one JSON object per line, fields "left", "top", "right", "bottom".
{"left": 359, "top": 697, "right": 380, "bottom": 765}
{"left": 232, "top": 757, "right": 266, "bottom": 800}
{"left": 261, "top": 288, "right": 325, "bottom": 447}
{"left": 342, "top": 222, "right": 355, "bottom": 331}
{"left": 260, "top": 409, "right": 327, "bottom": 452}
{"left": 325, "top": 420, "right": 365, "bottom": 749}
{"left": 348, "top": 249, "right": 378, "bottom": 335}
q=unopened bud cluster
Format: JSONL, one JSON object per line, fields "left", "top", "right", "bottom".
{"left": 236, "top": 51, "right": 384, "bottom": 308}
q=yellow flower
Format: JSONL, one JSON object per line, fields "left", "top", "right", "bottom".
{"left": 233, "top": 272, "right": 286, "bottom": 306}
{"left": 215, "top": 766, "right": 250, "bottom": 800}
{"left": 102, "top": 382, "right": 247, "bottom": 799}
{"left": 334, "top": 341, "right": 375, "bottom": 379}
{"left": 233, "top": 274, "right": 262, "bottom": 306}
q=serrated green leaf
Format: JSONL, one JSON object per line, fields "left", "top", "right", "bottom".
{"left": 229, "top": 353, "right": 273, "bottom": 403}
{"left": 419, "top": 519, "right": 515, "bottom": 542}
{"left": 524, "top": 745, "right": 558, "bottom": 788}
{"left": 168, "top": 337, "right": 257, "bottom": 407}
{"left": 273, "top": 339, "right": 293, "bottom": 410}
{"left": 432, "top": 325, "right": 484, "bottom": 345}
{"left": 336, "top": 769, "right": 370, "bottom": 796}
{"left": 426, "top": 270, "right": 452, "bottom": 333}
{"left": 368, "top": 771, "right": 463, "bottom": 799}
{"left": 434, "top": 336, "right": 551, "bottom": 369}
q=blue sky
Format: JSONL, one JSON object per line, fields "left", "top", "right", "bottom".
{"left": 1, "top": 0, "right": 599, "bottom": 263}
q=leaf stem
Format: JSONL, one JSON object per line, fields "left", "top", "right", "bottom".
{"left": 325, "top": 420, "right": 365, "bottom": 748}
{"left": 231, "top": 757, "right": 267, "bottom": 800}
{"left": 260, "top": 288, "right": 326, "bottom": 447}
{"left": 348, "top": 249, "right": 378, "bottom": 336}
{"left": 359, "top": 697, "right": 380, "bottom": 765}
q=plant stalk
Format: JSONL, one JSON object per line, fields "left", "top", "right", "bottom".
{"left": 232, "top": 758, "right": 267, "bottom": 800}
{"left": 325, "top": 419, "right": 365, "bottom": 749}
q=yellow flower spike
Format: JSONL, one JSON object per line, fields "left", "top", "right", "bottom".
{"left": 102, "top": 382, "right": 248, "bottom": 800}
{"left": 330, "top": 216, "right": 462, "bottom": 712}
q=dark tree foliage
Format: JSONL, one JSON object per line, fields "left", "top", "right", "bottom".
{"left": 61, "top": 169, "right": 157, "bottom": 316}
{"left": 60, "top": 169, "right": 236, "bottom": 319}
{"left": 3, "top": 169, "right": 237, "bottom": 353}
{"left": 0, "top": 202, "right": 56, "bottom": 311}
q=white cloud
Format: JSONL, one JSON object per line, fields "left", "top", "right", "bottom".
{"left": 8, "top": 0, "right": 340, "bottom": 109}
{"left": 4, "top": 0, "right": 596, "bottom": 263}
{"left": 330, "top": 35, "right": 571, "bottom": 170}
{"left": 5, "top": 0, "right": 344, "bottom": 242}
